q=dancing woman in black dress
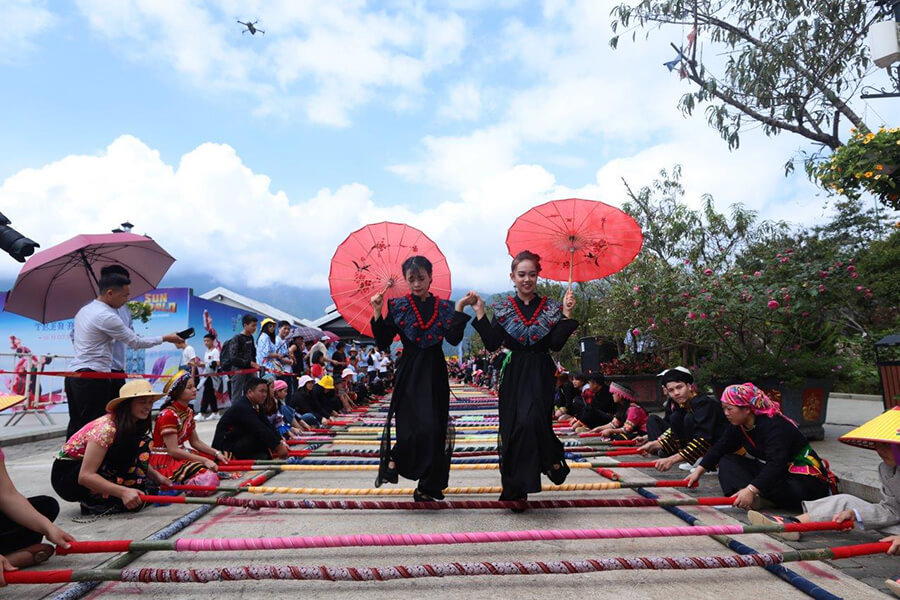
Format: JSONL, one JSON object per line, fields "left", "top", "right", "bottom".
{"left": 371, "top": 256, "right": 474, "bottom": 501}
{"left": 471, "top": 251, "right": 578, "bottom": 504}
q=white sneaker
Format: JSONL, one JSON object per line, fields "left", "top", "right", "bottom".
{"left": 677, "top": 462, "right": 694, "bottom": 471}
{"left": 196, "top": 414, "right": 207, "bottom": 422}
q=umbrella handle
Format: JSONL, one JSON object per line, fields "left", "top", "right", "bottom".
{"left": 567, "top": 249, "right": 574, "bottom": 291}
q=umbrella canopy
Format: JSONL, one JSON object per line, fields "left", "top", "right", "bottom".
{"left": 4, "top": 233, "right": 175, "bottom": 323}
{"left": 328, "top": 222, "right": 452, "bottom": 337}
{"left": 287, "top": 325, "right": 325, "bottom": 343}
{"left": 506, "top": 198, "right": 643, "bottom": 284}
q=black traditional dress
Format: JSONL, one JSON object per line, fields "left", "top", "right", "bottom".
{"left": 656, "top": 394, "right": 728, "bottom": 464}
{"left": 371, "top": 294, "right": 470, "bottom": 497}
{"left": 472, "top": 295, "right": 578, "bottom": 500}
{"left": 699, "top": 413, "right": 835, "bottom": 509}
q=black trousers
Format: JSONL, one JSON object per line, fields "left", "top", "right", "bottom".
{"left": 647, "top": 414, "right": 670, "bottom": 441}
{"left": 64, "top": 373, "right": 112, "bottom": 439}
{"left": 200, "top": 380, "right": 218, "bottom": 415}
{"left": 0, "top": 495, "right": 59, "bottom": 554}
{"left": 717, "top": 454, "right": 831, "bottom": 510}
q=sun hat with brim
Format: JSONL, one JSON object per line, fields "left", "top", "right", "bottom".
{"left": 297, "top": 375, "right": 314, "bottom": 387}
{"left": 261, "top": 318, "right": 276, "bottom": 329}
{"left": 106, "top": 379, "right": 164, "bottom": 412}
{"left": 341, "top": 368, "right": 355, "bottom": 379}
{"left": 839, "top": 407, "right": 900, "bottom": 450}
{"left": 318, "top": 375, "right": 335, "bottom": 390}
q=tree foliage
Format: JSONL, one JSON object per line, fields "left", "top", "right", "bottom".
{"left": 610, "top": 1, "right": 890, "bottom": 174}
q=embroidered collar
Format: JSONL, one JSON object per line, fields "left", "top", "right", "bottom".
{"left": 390, "top": 295, "right": 455, "bottom": 348}
{"left": 492, "top": 295, "right": 561, "bottom": 346}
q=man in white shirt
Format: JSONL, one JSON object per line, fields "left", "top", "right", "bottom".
{"left": 65, "top": 267, "right": 182, "bottom": 437}
{"left": 103, "top": 265, "right": 134, "bottom": 400}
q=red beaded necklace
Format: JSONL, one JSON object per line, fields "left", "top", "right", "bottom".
{"left": 508, "top": 295, "right": 547, "bottom": 326}
{"left": 407, "top": 294, "right": 438, "bottom": 330}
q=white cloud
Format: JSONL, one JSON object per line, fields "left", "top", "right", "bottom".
{"left": 438, "top": 81, "right": 482, "bottom": 121}
{"left": 0, "top": 0, "right": 56, "bottom": 64}
{"left": 73, "top": 0, "right": 467, "bottom": 127}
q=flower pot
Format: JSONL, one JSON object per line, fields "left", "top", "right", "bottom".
{"left": 712, "top": 378, "right": 833, "bottom": 441}
{"left": 608, "top": 374, "right": 663, "bottom": 412}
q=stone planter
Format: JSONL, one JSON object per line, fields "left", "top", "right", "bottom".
{"left": 712, "top": 378, "right": 833, "bottom": 441}
{"left": 608, "top": 374, "right": 663, "bottom": 412}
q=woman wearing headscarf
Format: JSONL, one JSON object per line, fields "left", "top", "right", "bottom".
{"left": 149, "top": 370, "right": 225, "bottom": 495}
{"left": 687, "top": 382, "right": 835, "bottom": 510}
{"left": 637, "top": 366, "right": 727, "bottom": 472}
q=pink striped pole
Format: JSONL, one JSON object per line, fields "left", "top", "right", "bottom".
{"left": 55, "top": 521, "right": 852, "bottom": 555}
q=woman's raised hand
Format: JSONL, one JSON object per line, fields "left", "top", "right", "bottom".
{"left": 562, "top": 289, "right": 576, "bottom": 318}
{"left": 455, "top": 290, "right": 478, "bottom": 311}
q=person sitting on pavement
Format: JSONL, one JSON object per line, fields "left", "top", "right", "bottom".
{"left": 149, "top": 370, "right": 225, "bottom": 496}
{"left": 0, "top": 444, "right": 75, "bottom": 586}
{"left": 212, "top": 376, "right": 289, "bottom": 460}
{"left": 271, "top": 379, "right": 312, "bottom": 433}
{"left": 687, "top": 382, "right": 834, "bottom": 510}
{"left": 637, "top": 366, "right": 727, "bottom": 472}
{"left": 750, "top": 406, "right": 899, "bottom": 541}
{"left": 289, "top": 375, "right": 327, "bottom": 427}
{"left": 311, "top": 375, "right": 342, "bottom": 416}
{"left": 51, "top": 380, "right": 172, "bottom": 515}
{"left": 571, "top": 374, "right": 615, "bottom": 432}
{"left": 591, "top": 382, "right": 648, "bottom": 440}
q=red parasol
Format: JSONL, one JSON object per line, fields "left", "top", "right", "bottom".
{"left": 506, "top": 198, "right": 643, "bottom": 287}
{"left": 328, "top": 222, "right": 452, "bottom": 337}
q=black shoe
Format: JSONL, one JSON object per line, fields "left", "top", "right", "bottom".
{"left": 510, "top": 495, "right": 528, "bottom": 513}
{"left": 546, "top": 461, "right": 570, "bottom": 485}
{"left": 80, "top": 500, "right": 125, "bottom": 516}
{"left": 374, "top": 463, "right": 399, "bottom": 488}
{"left": 413, "top": 489, "right": 440, "bottom": 502}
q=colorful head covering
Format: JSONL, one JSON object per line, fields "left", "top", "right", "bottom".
{"left": 720, "top": 382, "right": 795, "bottom": 424}
{"left": 659, "top": 366, "right": 693, "bottom": 385}
{"left": 609, "top": 382, "right": 635, "bottom": 402}
{"left": 318, "top": 375, "right": 335, "bottom": 390}
{"left": 273, "top": 380, "right": 288, "bottom": 392}
{"left": 839, "top": 407, "right": 900, "bottom": 450}
{"left": 163, "top": 370, "right": 192, "bottom": 399}
{"left": 261, "top": 318, "right": 276, "bottom": 329}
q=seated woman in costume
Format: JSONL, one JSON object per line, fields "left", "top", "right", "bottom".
{"left": 637, "top": 366, "right": 727, "bottom": 472}
{"left": 750, "top": 406, "right": 895, "bottom": 539}
{"left": 592, "top": 382, "right": 648, "bottom": 440}
{"left": 687, "top": 383, "right": 834, "bottom": 510}
{"left": 52, "top": 380, "right": 172, "bottom": 515}
{"left": 0, "top": 445, "right": 74, "bottom": 586}
{"left": 149, "top": 370, "right": 224, "bottom": 495}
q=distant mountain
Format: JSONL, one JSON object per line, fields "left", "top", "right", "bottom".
{"left": 155, "top": 274, "right": 336, "bottom": 320}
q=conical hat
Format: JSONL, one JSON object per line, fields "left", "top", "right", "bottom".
{"left": 839, "top": 407, "right": 900, "bottom": 450}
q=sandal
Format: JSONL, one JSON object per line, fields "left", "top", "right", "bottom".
{"left": 747, "top": 510, "right": 801, "bottom": 541}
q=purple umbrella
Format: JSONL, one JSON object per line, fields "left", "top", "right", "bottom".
{"left": 288, "top": 325, "right": 325, "bottom": 343}
{"left": 4, "top": 233, "right": 175, "bottom": 323}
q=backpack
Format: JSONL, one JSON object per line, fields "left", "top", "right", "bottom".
{"left": 219, "top": 336, "right": 237, "bottom": 372}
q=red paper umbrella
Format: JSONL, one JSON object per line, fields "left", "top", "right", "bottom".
{"left": 506, "top": 198, "right": 643, "bottom": 286}
{"left": 328, "top": 222, "right": 452, "bottom": 337}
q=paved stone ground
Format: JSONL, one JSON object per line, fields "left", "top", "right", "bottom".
{"left": 2, "top": 388, "right": 894, "bottom": 599}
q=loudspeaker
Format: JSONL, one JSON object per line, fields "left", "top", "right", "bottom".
{"left": 579, "top": 337, "right": 618, "bottom": 374}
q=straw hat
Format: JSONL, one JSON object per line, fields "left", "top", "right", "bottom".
{"left": 839, "top": 407, "right": 900, "bottom": 450}
{"left": 318, "top": 375, "right": 335, "bottom": 390}
{"left": 106, "top": 379, "right": 164, "bottom": 412}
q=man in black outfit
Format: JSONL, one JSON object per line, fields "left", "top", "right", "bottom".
{"left": 213, "top": 376, "right": 288, "bottom": 460}
{"left": 226, "top": 314, "right": 259, "bottom": 402}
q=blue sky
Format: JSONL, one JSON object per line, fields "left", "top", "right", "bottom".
{"left": 1, "top": 1, "right": 897, "bottom": 293}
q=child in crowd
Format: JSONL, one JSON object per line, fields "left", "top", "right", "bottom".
{"left": 52, "top": 380, "right": 172, "bottom": 515}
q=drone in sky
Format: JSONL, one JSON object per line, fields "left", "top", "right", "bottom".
{"left": 237, "top": 20, "right": 264, "bottom": 35}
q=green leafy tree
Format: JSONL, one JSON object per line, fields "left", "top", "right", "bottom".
{"left": 610, "top": 1, "right": 891, "bottom": 176}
